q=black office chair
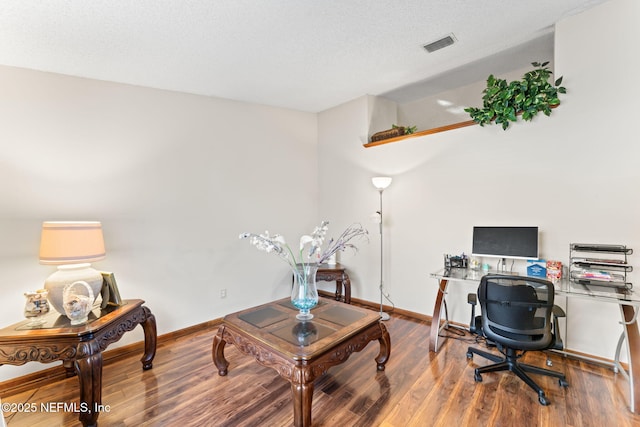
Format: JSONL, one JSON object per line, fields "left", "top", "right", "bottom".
{"left": 466, "top": 275, "right": 569, "bottom": 405}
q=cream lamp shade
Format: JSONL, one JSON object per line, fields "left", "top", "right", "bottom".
{"left": 39, "top": 221, "right": 106, "bottom": 316}
{"left": 372, "top": 176, "right": 392, "bottom": 190}
{"left": 39, "top": 221, "right": 106, "bottom": 265}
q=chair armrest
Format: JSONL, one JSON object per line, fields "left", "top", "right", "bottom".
{"left": 468, "top": 293, "right": 479, "bottom": 334}
{"left": 552, "top": 305, "right": 566, "bottom": 318}
{"left": 468, "top": 293, "right": 477, "bottom": 306}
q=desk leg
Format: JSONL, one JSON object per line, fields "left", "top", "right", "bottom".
{"left": 621, "top": 305, "right": 640, "bottom": 414}
{"left": 429, "top": 279, "right": 449, "bottom": 353}
{"left": 75, "top": 342, "right": 102, "bottom": 427}
{"left": 291, "top": 373, "right": 314, "bottom": 427}
{"left": 140, "top": 306, "right": 157, "bottom": 370}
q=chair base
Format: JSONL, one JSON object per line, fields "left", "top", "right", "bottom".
{"left": 466, "top": 346, "right": 569, "bottom": 406}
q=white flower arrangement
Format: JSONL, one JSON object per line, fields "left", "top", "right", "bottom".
{"left": 239, "top": 221, "right": 368, "bottom": 271}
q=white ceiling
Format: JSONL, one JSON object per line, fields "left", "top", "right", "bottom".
{"left": 0, "top": 0, "right": 609, "bottom": 112}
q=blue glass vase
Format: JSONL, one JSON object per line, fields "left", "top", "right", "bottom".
{"left": 291, "top": 263, "right": 319, "bottom": 320}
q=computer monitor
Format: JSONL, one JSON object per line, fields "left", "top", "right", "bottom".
{"left": 471, "top": 226, "right": 539, "bottom": 260}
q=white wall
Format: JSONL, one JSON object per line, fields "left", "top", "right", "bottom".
{"left": 0, "top": 67, "right": 317, "bottom": 382}
{"left": 318, "top": 0, "right": 639, "bottom": 360}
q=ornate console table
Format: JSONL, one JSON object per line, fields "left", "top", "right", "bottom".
{"left": 0, "top": 299, "right": 156, "bottom": 427}
{"left": 316, "top": 263, "right": 351, "bottom": 303}
{"left": 212, "top": 297, "right": 390, "bottom": 427}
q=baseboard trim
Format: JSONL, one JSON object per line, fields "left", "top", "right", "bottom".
{"left": 341, "top": 294, "right": 432, "bottom": 323}
{"left": 0, "top": 318, "right": 222, "bottom": 396}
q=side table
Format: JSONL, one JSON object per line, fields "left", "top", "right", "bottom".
{"left": 0, "top": 299, "right": 156, "bottom": 427}
{"left": 316, "top": 263, "right": 351, "bottom": 304}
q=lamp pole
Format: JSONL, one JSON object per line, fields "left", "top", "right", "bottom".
{"left": 372, "top": 177, "right": 392, "bottom": 321}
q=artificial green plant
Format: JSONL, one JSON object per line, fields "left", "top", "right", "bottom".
{"left": 464, "top": 61, "right": 566, "bottom": 130}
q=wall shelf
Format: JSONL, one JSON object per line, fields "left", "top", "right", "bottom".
{"left": 363, "top": 105, "right": 559, "bottom": 148}
{"left": 363, "top": 119, "right": 477, "bottom": 148}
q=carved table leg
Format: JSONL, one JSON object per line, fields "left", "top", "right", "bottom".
{"left": 335, "top": 278, "right": 343, "bottom": 302}
{"left": 291, "top": 374, "right": 314, "bottom": 427}
{"left": 342, "top": 273, "right": 351, "bottom": 304}
{"left": 375, "top": 322, "right": 391, "bottom": 371}
{"left": 212, "top": 326, "right": 229, "bottom": 376}
{"left": 140, "top": 306, "right": 157, "bottom": 370}
{"left": 75, "top": 342, "right": 103, "bottom": 427}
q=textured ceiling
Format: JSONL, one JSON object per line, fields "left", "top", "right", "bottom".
{"left": 0, "top": 0, "right": 609, "bottom": 112}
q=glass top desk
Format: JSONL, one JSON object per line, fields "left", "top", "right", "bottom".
{"left": 429, "top": 268, "right": 640, "bottom": 414}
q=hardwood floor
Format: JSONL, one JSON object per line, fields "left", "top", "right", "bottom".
{"left": 2, "top": 309, "right": 640, "bottom": 426}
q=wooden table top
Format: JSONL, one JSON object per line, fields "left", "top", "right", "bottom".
{"left": 0, "top": 299, "right": 145, "bottom": 340}
{"left": 317, "top": 263, "right": 347, "bottom": 272}
{"left": 222, "top": 298, "right": 380, "bottom": 361}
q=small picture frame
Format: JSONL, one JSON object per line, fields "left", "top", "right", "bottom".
{"left": 100, "top": 271, "right": 123, "bottom": 309}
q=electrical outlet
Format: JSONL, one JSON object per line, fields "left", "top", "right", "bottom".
{"left": 220, "top": 289, "right": 227, "bottom": 298}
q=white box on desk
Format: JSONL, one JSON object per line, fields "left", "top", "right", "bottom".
{"left": 527, "top": 259, "right": 547, "bottom": 278}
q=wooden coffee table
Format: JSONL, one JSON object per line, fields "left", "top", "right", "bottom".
{"left": 0, "top": 299, "right": 156, "bottom": 427}
{"left": 212, "top": 298, "right": 391, "bottom": 427}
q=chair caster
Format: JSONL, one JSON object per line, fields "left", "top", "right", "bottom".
{"left": 559, "top": 378, "right": 569, "bottom": 387}
{"left": 474, "top": 370, "right": 482, "bottom": 382}
{"left": 538, "top": 393, "right": 550, "bottom": 406}
{"left": 466, "top": 351, "right": 473, "bottom": 359}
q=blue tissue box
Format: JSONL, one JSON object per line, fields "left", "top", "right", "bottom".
{"left": 527, "top": 260, "right": 547, "bottom": 278}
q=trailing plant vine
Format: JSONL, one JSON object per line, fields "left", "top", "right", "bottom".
{"left": 464, "top": 61, "right": 566, "bottom": 130}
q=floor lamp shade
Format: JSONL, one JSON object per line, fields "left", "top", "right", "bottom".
{"left": 372, "top": 177, "right": 392, "bottom": 191}
{"left": 39, "top": 221, "right": 106, "bottom": 315}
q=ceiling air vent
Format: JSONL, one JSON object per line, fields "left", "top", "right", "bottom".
{"left": 423, "top": 34, "right": 456, "bottom": 53}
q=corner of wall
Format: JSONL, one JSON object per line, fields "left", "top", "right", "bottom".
{"left": 366, "top": 95, "right": 398, "bottom": 138}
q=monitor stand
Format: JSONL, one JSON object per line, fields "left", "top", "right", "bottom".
{"left": 491, "top": 258, "right": 518, "bottom": 275}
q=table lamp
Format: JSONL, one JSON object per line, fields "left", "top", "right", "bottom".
{"left": 39, "top": 221, "right": 106, "bottom": 314}
{"left": 372, "top": 176, "right": 392, "bottom": 320}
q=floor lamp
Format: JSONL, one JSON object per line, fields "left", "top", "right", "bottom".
{"left": 372, "top": 176, "right": 392, "bottom": 321}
